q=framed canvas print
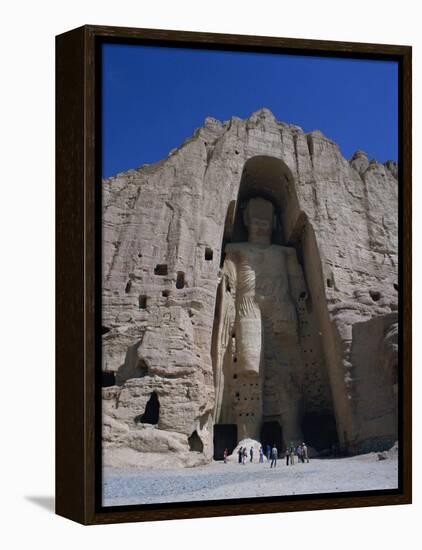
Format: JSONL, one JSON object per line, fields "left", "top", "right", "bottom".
{"left": 56, "top": 25, "right": 412, "bottom": 525}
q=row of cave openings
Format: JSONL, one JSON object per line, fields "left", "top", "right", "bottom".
{"left": 213, "top": 413, "right": 339, "bottom": 460}
{"left": 131, "top": 391, "right": 204, "bottom": 452}
{"left": 234, "top": 381, "right": 260, "bottom": 416}
{"left": 123, "top": 248, "right": 215, "bottom": 311}
{"left": 326, "top": 278, "right": 398, "bottom": 299}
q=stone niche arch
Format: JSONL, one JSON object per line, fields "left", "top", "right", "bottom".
{"left": 230, "top": 155, "right": 304, "bottom": 246}
{"left": 212, "top": 154, "right": 341, "bottom": 455}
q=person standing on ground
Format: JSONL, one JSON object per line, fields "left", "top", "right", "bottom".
{"left": 223, "top": 448, "right": 228, "bottom": 463}
{"left": 243, "top": 446, "right": 248, "bottom": 464}
{"left": 250, "top": 446, "right": 254, "bottom": 463}
{"left": 297, "top": 444, "right": 303, "bottom": 463}
{"left": 285, "top": 446, "right": 290, "bottom": 466}
{"left": 270, "top": 444, "right": 278, "bottom": 468}
{"left": 302, "top": 442, "right": 309, "bottom": 463}
{"left": 259, "top": 446, "right": 264, "bottom": 463}
{"left": 289, "top": 443, "right": 295, "bottom": 465}
{"left": 266, "top": 444, "right": 271, "bottom": 462}
{"left": 238, "top": 446, "right": 243, "bottom": 464}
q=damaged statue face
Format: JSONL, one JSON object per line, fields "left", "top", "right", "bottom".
{"left": 243, "top": 197, "right": 276, "bottom": 245}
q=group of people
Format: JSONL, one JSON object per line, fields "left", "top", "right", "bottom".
{"left": 224, "top": 446, "right": 261, "bottom": 464}
{"left": 283, "top": 443, "right": 310, "bottom": 466}
{"left": 266, "top": 443, "right": 310, "bottom": 468}
{"left": 222, "top": 442, "right": 310, "bottom": 467}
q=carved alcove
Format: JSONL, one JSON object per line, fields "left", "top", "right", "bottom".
{"left": 212, "top": 155, "right": 339, "bottom": 454}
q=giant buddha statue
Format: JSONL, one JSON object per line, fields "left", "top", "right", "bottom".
{"left": 213, "top": 197, "right": 307, "bottom": 446}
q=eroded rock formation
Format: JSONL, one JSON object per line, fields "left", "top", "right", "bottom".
{"left": 102, "top": 108, "right": 398, "bottom": 467}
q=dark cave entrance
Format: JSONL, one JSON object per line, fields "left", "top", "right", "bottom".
{"left": 261, "top": 421, "right": 284, "bottom": 452}
{"left": 301, "top": 412, "right": 338, "bottom": 452}
{"left": 102, "top": 370, "right": 116, "bottom": 387}
{"left": 139, "top": 391, "right": 160, "bottom": 425}
{"left": 213, "top": 424, "right": 237, "bottom": 460}
{"left": 188, "top": 430, "right": 204, "bottom": 452}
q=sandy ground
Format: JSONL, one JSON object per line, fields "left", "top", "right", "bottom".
{"left": 102, "top": 452, "right": 398, "bottom": 507}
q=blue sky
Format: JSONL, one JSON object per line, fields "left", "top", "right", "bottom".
{"left": 102, "top": 44, "right": 398, "bottom": 179}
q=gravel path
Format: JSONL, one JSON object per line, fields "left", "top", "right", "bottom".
{"left": 102, "top": 453, "right": 398, "bottom": 506}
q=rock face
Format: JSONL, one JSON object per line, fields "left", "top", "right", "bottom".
{"left": 102, "top": 108, "right": 398, "bottom": 467}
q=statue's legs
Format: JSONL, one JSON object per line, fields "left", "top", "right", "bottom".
{"left": 278, "top": 384, "right": 303, "bottom": 446}
{"left": 236, "top": 298, "right": 262, "bottom": 375}
{"left": 237, "top": 396, "right": 261, "bottom": 441}
{"left": 263, "top": 320, "right": 304, "bottom": 447}
{"left": 234, "top": 299, "right": 263, "bottom": 440}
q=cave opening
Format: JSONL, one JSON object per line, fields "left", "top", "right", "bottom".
{"left": 139, "top": 391, "right": 160, "bottom": 425}
{"left": 176, "top": 271, "right": 185, "bottom": 289}
{"left": 213, "top": 424, "right": 237, "bottom": 460}
{"left": 188, "top": 430, "right": 204, "bottom": 452}
{"left": 369, "top": 290, "right": 381, "bottom": 302}
{"left": 261, "top": 421, "right": 284, "bottom": 451}
{"left": 139, "top": 295, "right": 147, "bottom": 309}
{"left": 102, "top": 370, "right": 116, "bottom": 387}
{"left": 301, "top": 412, "right": 338, "bottom": 452}
{"left": 205, "top": 247, "right": 213, "bottom": 261}
{"left": 154, "top": 264, "right": 168, "bottom": 276}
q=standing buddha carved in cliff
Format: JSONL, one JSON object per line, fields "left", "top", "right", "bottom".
{"left": 213, "top": 197, "right": 308, "bottom": 446}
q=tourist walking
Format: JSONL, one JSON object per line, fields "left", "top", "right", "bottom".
{"left": 223, "top": 448, "right": 228, "bottom": 463}
{"left": 302, "top": 442, "right": 309, "bottom": 463}
{"left": 270, "top": 444, "right": 278, "bottom": 468}
{"left": 285, "top": 447, "right": 290, "bottom": 466}
{"left": 243, "top": 446, "right": 248, "bottom": 464}
{"left": 238, "top": 446, "right": 243, "bottom": 464}
{"left": 259, "top": 446, "right": 264, "bottom": 463}
{"left": 250, "top": 446, "right": 254, "bottom": 462}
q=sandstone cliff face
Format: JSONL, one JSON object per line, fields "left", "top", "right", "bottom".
{"left": 102, "top": 108, "right": 398, "bottom": 467}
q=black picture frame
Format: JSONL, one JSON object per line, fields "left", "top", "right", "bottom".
{"left": 56, "top": 24, "right": 412, "bottom": 525}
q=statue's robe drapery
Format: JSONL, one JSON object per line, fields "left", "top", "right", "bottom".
{"left": 212, "top": 243, "right": 309, "bottom": 444}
